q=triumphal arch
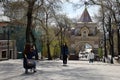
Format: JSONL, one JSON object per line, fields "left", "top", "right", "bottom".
{"left": 70, "top": 7, "right": 102, "bottom": 58}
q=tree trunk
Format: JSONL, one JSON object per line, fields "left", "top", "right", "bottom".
{"left": 117, "top": 0, "right": 120, "bottom": 58}
{"left": 45, "top": 14, "right": 52, "bottom": 60}
{"left": 108, "top": 30, "right": 114, "bottom": 64}
{"left": 108, "top": 16, "right": 114, "bottom": 64}
{"left": 46, "top": 29, "right": 52, "bottom": 60}
{"left": 26, "top": 1, "right": 35, "bottom": 43}
{"left": 60, "top": 26, "right": 63, "bottom": 59}
{"left": 108, "top": 27, "right": 113, "bottom": 64}
{"left": 102, "top": 5, "right": 108, "bottom": 62}
{"left": 47, "top": 41, "right": 52, "bottom": 60}
{"left": 118, "top": 28, "right": 120, "bottom": 56}
{"left": 24, "top": 0, "right": 37, "bottom": 58}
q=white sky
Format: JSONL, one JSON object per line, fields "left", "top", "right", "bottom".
{"left": 61, "top": 0, "right": 100, "bottom": 19}
{"left": 0, "top": 0, "right": 99, "bottom": 20}
{"left": 0, "top": 3, "right": 4, "bottom": 15}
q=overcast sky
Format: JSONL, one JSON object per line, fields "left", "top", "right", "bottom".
{"left": 0, "top": 3, "right": 4, "bottom": 15}
{"left": 0, "top": 0, "right": 99, "bottom": 20}
{"left": 61, "top": 0, "right": 100, "bottom": 19}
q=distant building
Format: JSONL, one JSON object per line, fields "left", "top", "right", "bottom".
{"left": 0, "top": 40, "right": 17, "bottom": 60}
{"left": 0, "top": 4, "right": 17, "bottom": 60}
{"left": 69, "top": 7, "right": 102, "bottom": 60}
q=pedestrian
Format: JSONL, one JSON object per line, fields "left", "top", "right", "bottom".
{"left": 87, "top": 50, "right": 95, "bottom": 63}
{"left": 23, "top": 44, "right": 36, "bottom": 74}
{"left": 29, "top": 46, "right": 37, "bottom": 72}
{"left": 23, "top": 43, "right": 30, "bottom": 73}
{"left": 61, "top": 42, "right": 69, "bottom": 65}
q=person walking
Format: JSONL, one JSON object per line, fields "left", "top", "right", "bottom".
{"left": 61, "top": 42, "right": 69, "bottom": 65}
{"left": 87, "top": 50, "right": 95, "bottom": 63}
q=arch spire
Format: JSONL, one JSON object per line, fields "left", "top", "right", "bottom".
{"left": 79, "top": 1, "right": 92, "bottom": 22}
{"left": 84, "top": 0, "right": 88, "bottom": 8}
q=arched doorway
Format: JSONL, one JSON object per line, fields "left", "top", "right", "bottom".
{"left": 78, "top": 43, "right": 92, "bottom": 59}
{"left": 85, "top": 43, "right": 92, "bottom": 53}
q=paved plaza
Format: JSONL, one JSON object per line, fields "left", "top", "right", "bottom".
{"left": 0, "top": 59, "right": 120, "bottom": 80}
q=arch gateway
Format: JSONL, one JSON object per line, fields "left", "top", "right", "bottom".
{"left": 69, "top": 7, "right": 102, "bottom": 60}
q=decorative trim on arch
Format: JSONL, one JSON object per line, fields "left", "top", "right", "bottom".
{"left": 80, "top": 26, "right": 89, "bottom": 38}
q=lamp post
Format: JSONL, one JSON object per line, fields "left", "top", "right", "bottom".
{"left": 110, "top": 29, "right": 114, "bottom": 64}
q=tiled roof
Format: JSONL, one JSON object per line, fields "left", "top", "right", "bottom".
{"left": 79, "top": 8, "right": 92, "bottom": 22}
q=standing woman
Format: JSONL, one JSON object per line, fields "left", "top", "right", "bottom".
{"left": 87, "top": 50, "right": 95, "bottom": 63}
{"left": 62, "top": 42, "right": 69, "bottom": 65}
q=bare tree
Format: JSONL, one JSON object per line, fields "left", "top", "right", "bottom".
{"left": 89, "top": 0, "right": 120, "bottom": 63}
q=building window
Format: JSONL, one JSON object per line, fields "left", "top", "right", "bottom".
{"left": 75, "top": 29, "right": 80, "bottom": 36}
{"left": 2, "top": 51, "right": 7, "bottom": 58}
{"left": 82, "top": 31, "right": 87, "bottom": 38}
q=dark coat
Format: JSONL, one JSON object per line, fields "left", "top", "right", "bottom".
{"left": 61, "top": 45, "right": 69, "bottom": 55}
{"left": 61, "top": 44, "right": 69, "bottom": 64}
{"left": 23, "top": 50, "right": 36, "bottom": 69}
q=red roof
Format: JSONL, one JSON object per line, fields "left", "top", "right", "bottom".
{"left": 0, "top": 22, "right": 8, "bottom": 27}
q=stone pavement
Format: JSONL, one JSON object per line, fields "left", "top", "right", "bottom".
{"left": 0, "top": 59, "right": 120, "bottom": 80}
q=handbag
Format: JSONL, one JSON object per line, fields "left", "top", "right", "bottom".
{"left": 27, "top": 59, "right": 35, "bottom": 67}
